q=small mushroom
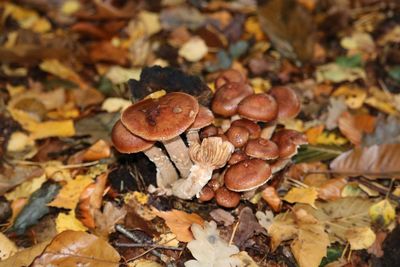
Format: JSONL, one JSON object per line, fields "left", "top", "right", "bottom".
{"left": 186, "top": 105, "right": 214, "bottom": 146}
{"left": 214, "top": 69, "right": 246, "bottom": 89}
{"left": 237, "top": 93, "right": 278, "bottom": 122}
{"left": 215, "top": 187, "right": 241, "bottom": 208}
{"left": 271, "top": 129, "right": 307, "bottom": 159}
{"left": 244, "top": 138, "right": 279, "bottom": 160}
{"left": 121, "top": 92, "right": 199, "bottom": 178}
{"left": 198, "top": 186, "right": 215, "bottom": 202}
{"left": 211, "top": 82, "right": 253, "bottom": 117}
{"left": 172, "top": 137, "right": 234, "bottom": 199}
{"left": 231, "top": 119, "right": 261, "bottom": 139}
{"left": 269, "top": 86, "right": 301, "bottom": 120}
{"left": 200, "top": 125, "right": 219, "bottom": 140}
{"left": 111, "top": 120, "right": 178, "bottom": 188}
{"left": 228, "top": 150, "right": 249, "bottom": 165}
{"left": 224, "top": 159, "right": 272, "bottom": 192}
{"left": 226, "top": 126, "right": 249, "bottom": 148}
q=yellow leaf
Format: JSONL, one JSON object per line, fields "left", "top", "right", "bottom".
{"left": 0, "top": 232, "right": 18, "bottom": 260}
{"left": 250, "top": 78, "right": 271, "bottom": 94}
{"left": 333, "top": 85, "right": 367, "bottom": 109}
{"left": 346, "top": 227, "right": 376, "bottom": 250}
{"left": 231, "top": 251, "right": 259, "bottom": 267}
{"left": 49, "top": 175, "right": 93, "bottom": 209}
{"left": 39, "top": 59, "right": 87, "bottom": 88}
{"left": 284, "top": 187, "right": 318, "bottom": 208}
{"left": 369, "top": 199, "right": 396, "bottom": 227}
{"left": 128, "top": 259, "right": 163, "bottom": 267}
{"left": 364, "top": 97, "right": 397, "bottom": 115}
{"left": 55, "top": 211, "right": 88, "bottom": 233}
{"left": 101, "top": 97, "right": 131, "bottom": 113}
{"left": 60, "top": 0, "right": 81, "bottom": 15}
{"left": 7, "top": 131, "right": 34, "bottom": 152}
{"left": 5, "top": 174, "right": 46, "bottom": 201}
{"left": 245, "top": 16, "right": 266, "bottom": 41}
{"left": 156, "top": 233, "right": 179, "bottom": 247}
{"left": 315, "top": 131, "right": 348, "bottom": 145}
{"left": 132, "top": 191, "right": 149, "bottom": 205}
{"left": 144, "top": 90, "right": 167, "bottom": 100}
{"left": 3, "top": 3, "right": 51, "bottom": 33}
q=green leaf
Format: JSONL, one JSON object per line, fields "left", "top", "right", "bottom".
{"left": 319, "top": 246, "right": 343, "bottom": 267}
{"left": 335, "top": 54, "right": 362, "bottom": 68}
{"left": 388, "top": 66, "right": 400, "bottom": 82}
{"left": 293, "top": 145, "right": 347, "bottom": 163}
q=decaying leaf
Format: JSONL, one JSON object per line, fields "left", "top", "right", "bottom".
{"left": 185, "top": 221, "right": 240, "bottom": 267}
{"left": 94, "top": 202, "right": 127, "bottom": 238}
{"left": 0, "top": 240, "right": 51, "bottom": 267}
{"left": 283, "top": 187, "right": 318, "bottom": 208}
{"left": 346, "top": 227, "right": 376, "bottom": 250}
{"left": 369, "top": 199, "right": 396, "bottom": 227}
{"left": 256, "top": 210, "right": 274, "bottom": 232}
{"left": 330, "top": 144, "right": 400, "bottom": 178}
{"left": 4, "top": 174, "right": 46, "bottom": 201}
{"left": 55, "top": 210, "right": 88, "bottom": 233}
{"left": 0, "top": 165, "right": 44, "bottom": 195}
{"left": 261, "top": 186, "right": 282, "bottom": 212}
{"left": 0, "top": 233, "right": 17, "bottom": 260}
{"left": 31, "top": 231, "right": 120, "bottom": 267}
{"left": 152, "top": 208, "right": 204, "bottom": 242}
{"left": 317, "top": 178, "right": 348, "bottom": 201}
{"left": 233, "top": 207, "right": 267, "bottom": 248}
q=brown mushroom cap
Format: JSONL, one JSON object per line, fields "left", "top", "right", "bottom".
{"left": 211, "top": 82, "right": 253, "bottom": 117}
{"left": 237, "top": 93, "right": 278, "bottom": 122}
{"left": 111, "top": 120, "right": 155, "bottom": 153}
{"left": 214, "top": 69, "right": 246, "bottom": 89}
{"left": 226, "top": 126, "right": 249, "bottom": 148}
{"left": 200, "top": 125, "right": 219, "bottom": 140}
{"left": 228, "top": 150, "right": 249, "bottom": 165}
{"left": 269, "top": 86, "right": 301, "bottom": 120}
{"left": 189, "top": 105, "right": 214, "bottom": 130}
{"left": 244, "top": 138, "right": 279, "bottom": 160}
{"left": 215, "top": 187, "right": 241, "bottom": 208}
{"left": 271, "top": 129, "right": 307, "bottom": 158}
{"left": 121, "top": 92, "right": 199, "bottom": 141}
{"left": 198, "top": 186, "right": 215, "bottom": 202}
{"left": 231, "top": 119, "right": 261, "bottom": 139}
{"left": 224, "top": 159, "right": 272, "bottom": 192}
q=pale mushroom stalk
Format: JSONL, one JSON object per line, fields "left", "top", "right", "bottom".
{"left": 144, "top": 146, "right": 179, "bottom": 189}
{"left": 186, "top": 130, "right": 200, "bottom": 147}
{"left": 162, "top": 136, "right": 192, "bottom": 178}
{"left": 172, "top": 137, "right": 234, "bottom": 199}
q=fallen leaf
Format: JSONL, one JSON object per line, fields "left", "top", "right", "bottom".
{"left": 209, "top": 208, "right": 235, "bottom": 227}
{"left": 317, "top": 178, "right": 347, "bottom": 201}
{"left": 178, "top": 37, "right": 208, "bottom": 62}
{"left": 256, "top": 210, "right": 274, "bottom": 232}
{"left": 330, "top": 144, "right": 400, "bottom": 178}
{"left": 185, "top": 221, "right": 240, "bottom": 267}
{"left": 56, "top": 210, "right": 88, "bottom": 233}
{"left": 354, "top": 114, "right": 376, "bottom": 134}
{"left": 305, "top": 125, "right": 324, "bottom": 145}
{"left": 31, "top": 231, "right": 120, "bottom": 267}
{"left": 39, "top": 59, "right": 87, "bottom": 88}
{"left": 152, "top": 208, "right": 204, "bottom": 242}
{"left": 48, "top": 174, "right": 93, "bottom": 209}
{"left": 128, "top": 259, "right": 163, "bottom": 267}
{"left": 369, "top": 199, "right": 396, "bottom": 227}
{"left": 363, "top": 116, "right": 400, "bottom": 146}
{"left": 75, "top": 112, "right": 120, "bottom": 143}
{"left": 101, "top": 97, "right": 131, "bottom": 113}
{"left": 338, "top": 111, "right": 362, "bottom": 146}
{"left": 325, "top": 97, "right": 348, "bottom": 130}
{"left": 4, "top": 174, "right": 46, "bottom": 201}
{"left": 261, "top": 186, "right": 282, "bottom": 212}
{"left": 0, "top": 240, "right": 50, "bottom": 267}
{"left": 233, "top": 207, "right": 267, "bottom": 248}
{"left": 367, "top": 231, "right": 387, "bottom": 257}
{"left": 0, "top": 232, "right": 17, "bottom": 260}
{"left": 231, "top": 251, "right": 259, "bottom": 267}
{"left": 346, "top": 227, "right": 376, "bottom": 250}
{"left": 6, "top": 131, "right": 34, "bottom": 152}
{"left": 283, "top": 187, "right": 318, "bottom": 208}
{"left": 94, "top": 202, "right": 127, "bottom": 238}
{"left": 332, "top": 85, "right": 367, "bottom": 109}
{"left": 82, "top": 139, "right": 111, "bottom": 161}
{"left": 316, "top": 63, "right": 366, "bottom": 83}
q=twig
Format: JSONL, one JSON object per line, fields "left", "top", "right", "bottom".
{"left": 114, "top": 242, "right": 184, "bottom": 251}
{"left": 307, "top": 170, "right": 400, "bottom": 176}
{"left": 229, "top": 221, "right": 240, "bottom": 246}
{"left": 9, "top": 159, "right": 100, "bottom": 169}
{"left": 356, "top": 177, "right": 400, "bottom": 203}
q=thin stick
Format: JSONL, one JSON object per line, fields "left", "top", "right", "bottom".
{"left": 115, "top": 242, "right": 184, "bottom": 251}
{"left": 229, "top": 221, "right": 240, "bottom": 246}
{"left": 10, "top": 160, "right": 100, "bottom": 169}
{"left": 307, "top": 170, "right": 400, "bottom": 176}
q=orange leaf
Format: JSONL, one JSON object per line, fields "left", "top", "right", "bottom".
{"left": 152, "top": 208, "right": 204, "bottom": 242}
{"left": 317, "top": 177, "right": 347, "bottom": 201}
{"left": 83, "top": 139, "right": 111, "bottom": 161}
{"left": 261, "top": 186, "right": 282, "bottom": 212}
{"left": 354, "top": 114, "right": 376, "bottom": 134}
{"left": 338, "top": 111, "right": 362, "bottom": 146}
{"left": 305, "top": 125, "right": 324, "bottom": 145}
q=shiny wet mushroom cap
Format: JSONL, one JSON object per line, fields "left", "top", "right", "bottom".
{"left": 224, "top": 159, "right": 272, "bottom": 192}
{"left": 215, "top": 187, "right": 241, "bottom": 208}
{"left": 121, "top": 92, "right": 199, "bottom": 141}
{"left": 231, "top": 119, "right": 261, "bottom": 139}
{"left": 244, "top": 138, "right": 279, "bottom": 160}
{"left": 269, "top": 86, "right": 301, "bottom": 120}
{"left": 187, "top": 105, "right": 215, "bottom": 146}
{"left": 226, "top": 126, "right": 249, "bottom": 148}
{"left": 211, "top": 82, "right": 253, "bottom": 117}
{"left": 272, "top": 129, "right": 307, "bottom": 159}
{"left": 111, "top": 120, "right": 154, "bottom": 153}
{"left": 237, "top": 93, "right": 278, "bottom": 122}
{"left": 214, "top": 69, "right": 246, "bottom": 89}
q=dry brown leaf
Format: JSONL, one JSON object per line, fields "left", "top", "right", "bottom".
{"left": 82, "top": 139, "right": 111, "bottom": 161}
{"left": 0, "top": 233, "right": 17, "bottom": 260}
{"left": 330, "top": 144, "right": 400, "bottom": 178}
{"left": 317, "top": 178, "right": 347, "bottom": 201}
{"left": 152, "top": 208, "right": 204, "bottom": 242}
{"left": 31, "top": 231, "right": 120, "bottom": 267}
{"left": 338, "top": 111, "right": 362, "bottom": 146}
{"left": 354, "top": 114, "right": 376, "bottom": 134}
{"left": 261, "top": 186, "right": 282, "bottom": 212}
{"left": 94, "top": 202, "right": 127, "bottom": 238}
{"left": 0, "top": 165, "right": 44, "bottom": 195}
{"left": 367, "top": 231, "right": 387, "bottom": 257}
{"left": 0, "top": 240, "right": 50, "bottom": 267}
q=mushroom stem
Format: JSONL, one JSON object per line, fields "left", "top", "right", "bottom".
{"left": 171, "top": 165, "right": 213, "bottom": 199}
{"left": 162, "top": 136, "right": 192, "bottom": 178}
{"left": 186, "top": 130, "right": 200, "bottom": 147}
{"left": 144, "top": 146, "right": 179, "bottom": 189}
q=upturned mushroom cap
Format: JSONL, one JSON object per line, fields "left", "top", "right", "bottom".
{"left": 244, "top": 138, "right": 279, "bottom": 160}
{"left": 215, "top": 187, "right": 241, "bottom": 208}
{"left": 226, "top": 126, "right": 249, "bottom": 148}
{"left": 237, "top": 93, "right": 278, "bottom": 122}
{"left": 190, "top": 136, "right": 234, "bottom": 168}
{"left": 269, "top": 86, "right": 301, "bottom": 120}
{"left": 189, "top": 105, "right": 214, "bottom": 130}
{"left": 214, "top": 69, "right": 246, "bottom": 89}
{"left": 271, "top": 129, "right": 307, "bottom": 158}
{"left": 211, "top": 82, "right": 253, "bottom": 117}
{"left": 111, "top": 120, "right": 155, "bottom": 153}
{"left": 224, "top": 159, "right": 272, "bottom": 192}
{"left": 231, "top": 119, "right": 261, "bottom": 139}
{"left": 121, "top": 92, "right": 199, "bottom": 141}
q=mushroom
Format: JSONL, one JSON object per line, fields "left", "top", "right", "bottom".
{"left": 214, "top": 69, "right": 246, "bottom": 89}
{"left": 121, "top": 92, "right": 199, "bottom": 178}
{"left": 215, "top": 187, "right": 241, "bottom": 208}
{"left": 244, "top": 138, "right": 279, "bottom": 160}
{"left": 228, "top": 150, "right": 249, "bottom": 165}
{"left": 172, "top": 137, "right": 234, "bottom": 199}
{"left": 186, "top": 105, "right": 214, "bottom": 146}
{"left": 271, "top": 129, "right": 307, "bottom": 159}
{"left": 231, "top": 119, "right": 261, "bottom": 139}
{"left": 198, "top": 186, "right": 215, "bottom": 202}
{"left": 269, "top": 86, "right": 301, "bottom": 121}
{"left": 237, "top": 93, "right": 278, "bottom": 122}
{"left": 200, "top": 125, "right": 219, "bottom": 140}
{"left": 224, "top": 159, "right": 272, "bottom": 192}
{"left": 225, "top": 126, "right": 249, "bottom": 148}
{"left": 111, "top": 120, "right": 178, "bottom": 188}
{"left": 211, "top": 82, "right": 253, "bottom": 117}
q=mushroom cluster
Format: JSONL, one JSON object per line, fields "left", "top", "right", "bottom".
{"left": 111, "top": 69, "right": 306, "bottom": 208}
{"left": 196, "top": 69, "right": 307, "bottom": 208}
